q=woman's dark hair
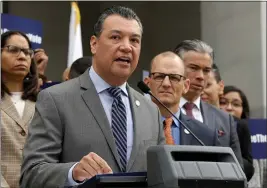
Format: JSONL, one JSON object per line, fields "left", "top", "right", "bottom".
{"left": 223, "top": 85, "right": 250, "bottom": 119}
{"left": 1, "top": 30, "right": 38, "bottom": 102}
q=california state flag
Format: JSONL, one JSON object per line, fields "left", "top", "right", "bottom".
{"left": 68, "top": 2, "right": 83, "bottom": 67}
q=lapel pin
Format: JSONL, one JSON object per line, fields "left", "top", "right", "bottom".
{"left": 135, "top": 100, "right": 140, "bottom": 107}
{"left": 184, "top": 129, "right": 190, "bottom": 134}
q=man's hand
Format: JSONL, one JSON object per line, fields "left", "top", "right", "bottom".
{"left": 72, "top": 152, "right": 113, "bottom": 182}
{"left": 34, "top": 48, "right": 48, "bottom": 75}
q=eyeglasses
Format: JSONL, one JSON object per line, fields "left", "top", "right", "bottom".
{"left": 1, "top": 45, "right": 34, "bottom": 58}
{"left": 219, "top": 98, "right": 243, "bottom": 108}
{"left": 150, "top": 72, "right": 186, "bottom": 84}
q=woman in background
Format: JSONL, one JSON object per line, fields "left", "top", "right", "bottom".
{"left": 220, "top": 85, "right": 250, "bottom": 119}
{"left": 1, "top": 31, "right": 38, "bottom": 188}
{"left": 220, "top": 85, "right": 254, "bottom": 181}
{"left": 201, "top": 64, "right": 254, "bottom": 181}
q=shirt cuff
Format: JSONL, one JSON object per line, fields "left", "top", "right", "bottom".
{"left": 65, "top": 162, "right": 85, "bottom": 186}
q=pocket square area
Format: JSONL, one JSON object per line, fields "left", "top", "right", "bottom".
{"left": 218, "top": 130, "right": 225, "bottom": 136}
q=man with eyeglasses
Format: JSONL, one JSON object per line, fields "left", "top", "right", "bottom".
{"left": 173, "top": 39, "right": 243, "bottom": 169}
{"left": 145, "top": 51, "right": 219, "bottom": 146}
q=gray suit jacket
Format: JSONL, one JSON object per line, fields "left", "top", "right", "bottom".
{"left": 20, "top": 70, "right": 165, "bottom": 188}
{"left": 179, "top": 113, "right": 219, "bottom": 146}
{"left": 200, "top": 101, "right": 243, "bottom": 168}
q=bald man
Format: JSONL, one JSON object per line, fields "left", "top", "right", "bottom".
{"left": 145, "top": 51, "right": 219, "bottom": 146}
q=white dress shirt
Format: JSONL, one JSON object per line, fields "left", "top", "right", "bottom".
{"left": 179, "top": 97, "right": 203, "bottom": 123}
{"left": 10, "top": 92, "right": 25, "bottom": 118}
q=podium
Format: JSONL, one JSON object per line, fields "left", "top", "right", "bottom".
{"left": 147, "top": 145, "right": 247, "bottom": 188}
{"left": 79, "top": 146, "right": 247, "bottom": 188}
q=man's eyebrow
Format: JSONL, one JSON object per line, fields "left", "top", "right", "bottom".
{"left": 188, "top": 63, "right": 211, "bottom": 69}
{"left": 109, "top": 30, "right": 141, "bottom": 38}
{"left": 109, "top": 30, "right": 121, "bottom": 34}
{"left": 188, "top": 63, "right": 200, "bottom": 67}
{"left": 132, "top": 34, "right": 141, "bottom": 38}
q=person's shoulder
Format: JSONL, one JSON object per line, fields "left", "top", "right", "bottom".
{"left": 235, "top": 117, "right": 249, "bottom": 127}
{"left": 40, "top": 77, "right": 80, "bottom": 96}
{"left": 202, "top": 101, "right": 230, "bottom": 119}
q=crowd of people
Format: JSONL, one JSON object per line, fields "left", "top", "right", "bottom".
{"left": 1, "top": 5, "right": 262, "bottom": 188}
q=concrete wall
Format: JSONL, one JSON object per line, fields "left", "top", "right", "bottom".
{"left": 201, "top": 2, "right": 266, "bottom": 118}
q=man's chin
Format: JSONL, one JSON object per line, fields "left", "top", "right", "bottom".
{"left": 159, "top": 99, "right": 172, "bottom": 107}
{"left": 112, "top": 69, "right": 132, "bottom": 79}
{"left": 188, "top": 88, "right": 202, "bottom": 96}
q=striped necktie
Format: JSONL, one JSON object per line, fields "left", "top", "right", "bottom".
{"left": 107, "top": 87, "right": 127, "bottom": 171}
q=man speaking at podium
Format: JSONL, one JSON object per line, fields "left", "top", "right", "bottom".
{"left": 145, "top": 52, "right": 219, "bottom": 146}
{"left": 20, "top": 6, "right": 165, "bottom": 188}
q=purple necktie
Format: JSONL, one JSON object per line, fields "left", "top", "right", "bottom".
{"left": 183, "top": 102, "right": 195, "bottom": 119}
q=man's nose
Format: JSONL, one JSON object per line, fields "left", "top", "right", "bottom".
{"left": 161, "top": 76, "right": 172, "bottom": 87}
{"left": 195, "top": 70, "right": 204, "bottom": 81}
{"left": 119, "top": 39, "right": 132, "bottom": 53}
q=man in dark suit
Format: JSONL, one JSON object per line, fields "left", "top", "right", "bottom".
{"left": 173, "top": 39, "right": 243, "bottom": 168}
{"left": 20, "top": 6, "right": 165, "bottom": 188}
{"left": 202, "top": 62, "right": 254, "bottom": 180}
{"left": 145, "top": 51, "right": 219, "bottom": 146}
{"left": 234, "top": 116, "right": 254, "bottom": 181}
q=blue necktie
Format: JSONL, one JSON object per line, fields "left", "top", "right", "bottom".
{"left": 107, "top": 87, "right": 127, "bottom": 171}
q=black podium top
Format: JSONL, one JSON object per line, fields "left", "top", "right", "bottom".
{"left": 77, "top": 172, "right": 147, "bottom": 188}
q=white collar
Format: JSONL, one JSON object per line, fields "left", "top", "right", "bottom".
{"left": 89, "top": 66, "right": 128, "bottom": 96}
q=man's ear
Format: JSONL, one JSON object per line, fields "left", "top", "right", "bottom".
{"left": 143, "top": 77, "right": 150, "bottom": 85}
{"left": 183, "top": 78, "right": 190, "bottom": 94}
{"left": 90, "top": 35, "right": 98, "bottom": 55}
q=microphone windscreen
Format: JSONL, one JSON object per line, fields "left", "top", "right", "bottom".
{"left": 137, "top": 81, "right": 150, "bottom": 94}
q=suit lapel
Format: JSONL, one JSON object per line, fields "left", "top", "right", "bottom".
{"left": 21, "top": 100, "right": 35, "bottom": 132}
{"left": 126, "top": 86, "right": 142, "bottom": 171}
{"left": 79, "top": 71, "right": 121, "bottom": 170}
{"left": 1, "top": 94, "right": 27, "bottom": 132}
{"left": 201, "top": 101, "right": 216, "bottom": 130}
{"left": 179, "top": 114, "right": 194, "bottom": 145}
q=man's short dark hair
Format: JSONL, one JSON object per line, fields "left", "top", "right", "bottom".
{"left": 212, "top": 63, "right": 222, "bottom": 83}
{"left": 173, "top": 39, "right": 214, "bottom": 62}
{"left": 69, "top": 56, "right": 92, "bottom": 79}
{"left": 93, "top": 5, "right": 143, "bottom": 37}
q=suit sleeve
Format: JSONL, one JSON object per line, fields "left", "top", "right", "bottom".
{"left": 20, "top": 90, "right": 76, "bottom": 188}
{"left": 229, "top": 115, "right": 244, "bottom": 169}
{"left": 237, "top": 120, "right": 254, "bottom": 181}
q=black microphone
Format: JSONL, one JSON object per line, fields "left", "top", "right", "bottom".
{"left": 137, "top": 81, "right": 205, "bottom": 146}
